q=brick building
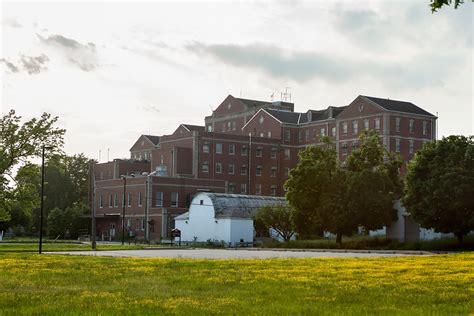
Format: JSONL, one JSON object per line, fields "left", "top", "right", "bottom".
{"left": 93, "top": 94, "right": 436, "bottom": 241}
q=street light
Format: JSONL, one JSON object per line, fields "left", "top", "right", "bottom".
{"left": 120, "top": 174, "right": 134, "bottom": 245}
{"left": 39, "top": 145, "right": 53, "bottom": 254}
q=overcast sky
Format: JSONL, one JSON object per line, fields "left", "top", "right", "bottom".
{"left": 1, "top": 1, "right": 472, "bottom": 161}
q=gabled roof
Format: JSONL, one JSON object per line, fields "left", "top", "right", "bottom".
{"left": 182, "top": 124, "right": 205, "bottom": 132}
{"left": 362, "top": 96, "right": 435, "bottom": 117}
{"left": 236, "top": 97, "right": 272, "bottom": 108}
{"left": 265, "top": 109, "right": 301, "bottom": 124}
{"left": 143, "top": 135, "right": 160, "bottom": 145}
{"left": 206, "top": 193, "right": 287, "bottom": 219}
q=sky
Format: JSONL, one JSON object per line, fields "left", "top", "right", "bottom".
{"left": 1, "top": 0, "right": 473, "bottom": 162}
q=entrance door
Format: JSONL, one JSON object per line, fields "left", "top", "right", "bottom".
{"left": 109, "top": 224, "right": 116, "bottom": 238}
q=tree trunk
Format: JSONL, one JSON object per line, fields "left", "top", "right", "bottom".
{"left": 456, "top": 233, "right": 464, "bottom": 244}
{"left": 336, "top": 233, "right": 342, "bottom": 244}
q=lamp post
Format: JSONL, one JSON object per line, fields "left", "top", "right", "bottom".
{"left": 39, "top": 145, "right": 53, "bottom": 254}
{"left": 121, "top": 174, "right": 134, "bottom": 245}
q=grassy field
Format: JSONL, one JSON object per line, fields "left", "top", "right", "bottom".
{"left": 0, "top": 252, "right": 472, "bottom": 315}
{"left": 0, "top": 242, "right": 155, "bottom": 252}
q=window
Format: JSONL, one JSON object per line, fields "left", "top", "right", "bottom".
{"left": 138, "top": 192, "right": 142, "bottom": 206}
{"left": 259, "top": 132, "right": 264, "bottom": 137}
{"left": 332, "top": 127, "right": 336, "bottom": 137}
{"left": 298, "top": 131, "right": 303, "bottom": 142}
{"left": 228, "top": 183, "right": 235, "bottom": 194}
{"left": 155, "top": 192, "right": 163, "bottom": 207}
{"left": 353, "top": 121, "right": 358, "bottom": 134}
{"left": 271, "top": 167, "right": 277, "bottom": 177}
{"left": 422, "top": 121, "right": 428, "bottom": 136}
{"left": 271, "top": 147, "right": 277, "bottom": 159}
{"left": 171, "top": 192, "right": 179, "bottom": 207}
{"left": 141, "top": 219, "right": 146, "bottom": 231}
{"left": 228, "top": 144, "right": 235, "bottom": 155}
{"left": 352, "top": 141, "right": 359, "bottom": 149}
{"left": 241, "top": 165, "right": 248, "bottom": 175}
{"left": 241, "top": 145, "right": 248, "bottom": 156}
{"left": 284, "top": 148, "right": 290, "bottom": 160}
{"left": 342, "top": 142, "right": 348, "bottom": 155}
{"left": 409, "top": 140, "right": 414, "bottom": 154}
{"left": 342, "top": 122, "right": 348, "bottom": 134}
{"left": 240, "top": 183, "right": 247, "bottom": 194}
{"left": 216, "top": 143, "right": 222, "bottom": 154}
{"left": 395, "top": 138, "right": 401, "bottom": 152}
{"left": 320, "top": 128, "right": 326, "bottom": 137}
{"left": 270, "top": 185, "right": 277, "bottom": 196}
{"left": 227, "top": 122, "right": 231, "bottom": 131}
{"left": 409, "top": 119, "right": 414, "bottom": 133}
{"left": 127, "top": 193, "right": 131, "bottom": 207}
{"left": 256, "top": 166, "right": 262, "bottom": 176}
{"left": 109, "top": 194, "right": 113, "bottom": 207}
{"left": 364, "top": 119, "right": 369, "bottom": 130}
{"left": 202, "top": 163, "right": 209, "bottom": 173}
{"left": 228, "top": 163, "right": 235, "bottom": 174}
{"left": 267, "top": 131, "right": 272, "bottom": 138}
{"left": 395, "top": 117, "right": 401, "bottom": 132}
{"left": 221, "top": 124, "right": 225, "bottom": 132}
{"left": 256, "top": 146, "right": 263, "bottom": 157}
{"left": 202, "top": 143, "right": 209, "bottom": 153}
{"left": 284, "top": 129, "right": 291, "bottom": 141}
{"left": 99, "top": 195, "right": 103, "bottom": 208}
{"left": 114, "top": 194, "right": 118, "bottom": 207}
{"left": 207, "top": 125, "right": 212, "bottom": 132}
{"left": 375, "top": 118, "right": 380, "bottom": 130}
{"left": 255, "top": 184, "right": 262, "bottom": 195}
{"left": 215, "top": 162, "right": 222, "bottom": 174}
{"left": 232, "top": 121, "right": 236, "bottom": 130}
{"left": 285, "top": 168, "right": 290, "bottom": 177}
{"left": 126, "top": 218, "right": 131, "bottom": 229}
{"left": 305, "top": 130, "right": 310, "bottom": 141}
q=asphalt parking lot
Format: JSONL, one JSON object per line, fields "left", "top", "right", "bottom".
{"left": 49, "top": 248, "right": 429, "bottom": 259}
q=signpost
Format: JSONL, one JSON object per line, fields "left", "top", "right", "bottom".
{"left": 171, "top": 228, "right": 181, "bottom": 246}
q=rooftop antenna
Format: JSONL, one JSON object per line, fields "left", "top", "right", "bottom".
{"left": 107, "top": 148, "right": 110, "bottom": 162}
{"left": 99, "top": 150, "right": 101, "bottom": 163}
{"left": 270, "top": 92, "right": 275, "bottom": 102}
{"left": 281, "top": 87, "right": 291, "bottom": 102}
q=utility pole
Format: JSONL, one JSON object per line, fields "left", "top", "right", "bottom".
{"left": 121, "top": 176, "right": 126, "bottom": 245}
{"left": 39, "top": 145, "right": 52, "bottom": 254}
{"left": 144, "top": 176, "right": 149, "bottom": 243}
{"left": 91, "top": 160, "right": 97, "bottom": 250}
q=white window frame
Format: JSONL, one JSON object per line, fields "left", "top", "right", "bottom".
{"left": 155, "top": 192, "right": 163, "bottom": 207}
{"left": 171, "top": 192, "right": 179, "bottom": 208}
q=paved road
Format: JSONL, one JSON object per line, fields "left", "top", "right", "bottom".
{"left": 48, "top": 248, "right": 428, "bottom": 259}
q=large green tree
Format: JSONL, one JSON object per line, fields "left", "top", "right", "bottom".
{"left": 286, "top": 132, "right": 402, "bottom": 244}
{"left": 346, "top": 131, "right": 403, "bottom": 232}
{"left": 285, "top": 140, "right": 352, "bottom": 243}
{"left": 0, "top": 109, "right": 65, "bottom": 223}
{"left": 403, "top": 135, "right": 474, "bottom": 243}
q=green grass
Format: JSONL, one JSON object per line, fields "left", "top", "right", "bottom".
{"left": 0, "top": 252, "right": 473, "bottom": 315}
{"left": 0, "top": 242, "right": 170, "bottom": 252}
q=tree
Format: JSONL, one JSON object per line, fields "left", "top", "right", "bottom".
{"left": 0, "top": 109, "right": 65, "bottom": 223}
{"left": 403, "top": 135, "right": 474, "bottom": 244}
{"left": 47, "top": 203, "right": 88, "bottom": 239}
{"left": 345, "top": 131, "right": 402, "bottom": 232}
{"left": 430, "top": 0, "right": 464, "bottom": 12}
{"left": 285, "top": 140, "right": 354, "bottom": 243}
{"left": 0, "top": 109, "right": 65, "bottom": 178}
{"left": 254, "top": 205, "right": 296, "bottom": 242}
{"left": 286, "top": 132, "right": 402, "bottom": 244}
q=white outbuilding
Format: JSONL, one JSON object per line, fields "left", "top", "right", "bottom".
{"left": 174, "top": 192, "right": 287, "bottom": 246}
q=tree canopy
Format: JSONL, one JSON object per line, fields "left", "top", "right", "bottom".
{"left": 254, "top": 205, "right": 296, "bottom": 242}
{"left": 403, "top": 135, "right": 474, "bottom": 243}
{"left": 285, "top": 131, "right": 402, "bottom": 243}
{"left": 430, "top": 0, "right": 464, "bottom": 12}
